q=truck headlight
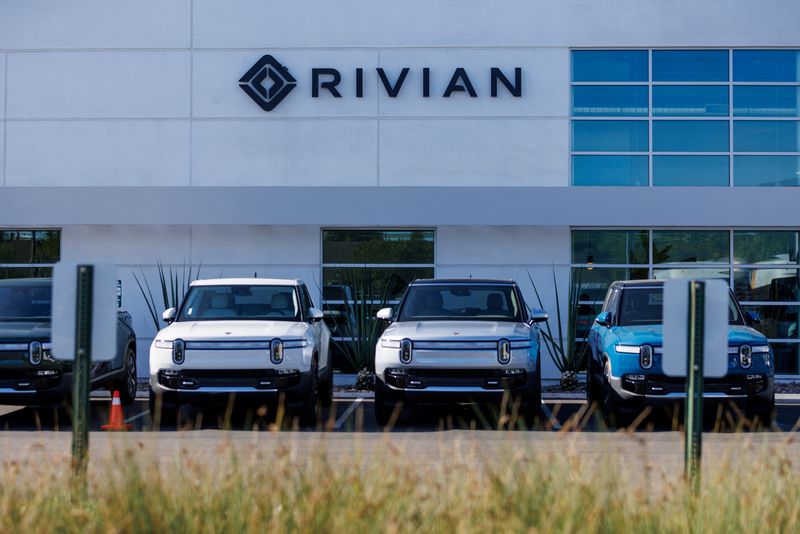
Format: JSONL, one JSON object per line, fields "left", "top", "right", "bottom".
{"left": 497, "top": 339, "right": 511, "bottom": 365}
{"left": 381, "top": 339, "right": 401, "bottom": 349}
{"left": 155, "top": 339, "right": 174, "bottom": 349}
{"left": 639, "top": 344, "right": 653, "bottom": 369}
{"left": 400, "top": 339, "right": 413, "bottom": 364}
{"left": 172, "top": 339, "right": 185, "bottom": 365}
{"left": 739, "top": 344, "right": 752, "bottom": 369}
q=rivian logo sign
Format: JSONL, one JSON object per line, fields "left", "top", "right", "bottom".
{"left": 238, "top": 55, "right": 298, "bottom": 112}
{"left": 239, "top": 54, "right": 523, "bottom": 111}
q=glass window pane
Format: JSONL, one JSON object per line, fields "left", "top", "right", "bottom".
{"left": 733, "top": 121, "right": 800, "bottom": 152}
{"left": 652, "top": 50, "right": 729, "bottom": 82}
{"left": 733, "top": 50, "right": 800, "bottom": 82}
{"left": 652, "top": 156, "right": 729, "bottom": 186}
{"left": 741, "top": 305, "right": 799, "bottom": 339}
{"left": 734, "top": 156, "right": 800, "bottom": 187}
{"left": 572, "top": 120, "right": 648, "bottom": 152}
{"left": 322, "top": 230, "right": 434, "bottom": 264}
{"left": 734, "top": 268, "right": 800, "bottom": 302}
{"left": 653, "top": 86, "right": 729, "bottom": 116}
{"left": 0, "top": 230, "right": 60, "bottom": 264}
{"left": 322, "top": 267, "right": 433, "bottom": 302}
{"left": 734, "top": 86, "right": 800, "bottom": 117}
{"left": 653, "top": 267, "right": 730, "bottom": 280}
{"left": 734, "top": 231, "right": 800, "bottom": 265}
{"left": 770, "top": 343, "right": 799, "bottom": 374}
{"left": 571, "top": 86, "right": 648, "bottom": 116}
{"left": 572, "top": 155, "right": 648, "bottom": 186}
{"left": 0, "top": 267, "right": 54, "bottom": 280}
{"left": 653, "top": 230, "right": 729, "bottom": 264}
{"left": 653, "top": 121, "right": 729, "bottom": 152}
{"left": 571, "top": 230, "right": 649, "bottom": 264}
{"left": 571, "top": 267, "right": 650, "bottom": 302}
{"left": 572, "top": 50, "right": 648, "bottom": 82}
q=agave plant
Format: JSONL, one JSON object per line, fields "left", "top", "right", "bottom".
{"left": 132, "top": 261, "right": 202, "bottom": 334}
{"left": 527, "top": 267, "right": 591, "bottom": 390}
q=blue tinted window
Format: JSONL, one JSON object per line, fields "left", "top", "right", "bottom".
{"left": 572, "top": 121, "right": 648, "bottom": 151}
{"left": 572, "top": 86, "right": 648, "bottom": 116}
{"left": 652, "top": 86, "right": 728, "bottom": 116}
{"left": 572, "top": 50, "right": 648, "bottom": 82}
{"left": 734, "top": 50, "right": 800, "bottom": 82}
{"left": 653, "top": 121, "right": 729, "bottom": 152}
{"left": 652, "top": 50, "right": 729, "bottom": 82}
{"left": 572, "top": 155, "right": 648, "bottom": 186}
{"left": 734, "top": 86, "right": 800, "bottom": 117}
{"left": 734, "top": 121, "right": 800, "bottom": 152}
{"left": 734, "top": 156, "right": 800, "bottom": 186}
{"left": 653, "top": 156, "right": 729, "bottom": 186}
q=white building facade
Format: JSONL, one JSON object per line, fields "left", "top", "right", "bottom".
{"left": 1, "top": 0, "right": 799, "bottom": 378}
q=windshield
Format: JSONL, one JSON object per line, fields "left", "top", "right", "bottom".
{"left": 178, "top": 285, "right": 299, "bottom": 322}
{"left": 617, "top": 287, "right": 743, "bottom": 326}
{"left": 0, "top": 285, "right": 52, "bottom": 321}
{"left": 397, "top": 284, "right": 522, "bottom": 322}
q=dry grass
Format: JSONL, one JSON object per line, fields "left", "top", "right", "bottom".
{"left": 0, "top": 434, "right": 798, "bottom": 533}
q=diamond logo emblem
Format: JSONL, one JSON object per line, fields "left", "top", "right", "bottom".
{"left": 239, "top": 55, "right": 297, "bottom": 112}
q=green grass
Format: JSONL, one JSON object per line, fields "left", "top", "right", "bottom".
{"left": 1, "top": 437, "right": 798, "bottom": 533}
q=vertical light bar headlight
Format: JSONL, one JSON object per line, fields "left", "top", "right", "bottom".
{"left": 29, "top": 341, "right": 43, "bottom": 366}
{"left": 172, "top": 339, "right": 185, "bottom": 365}
{"left": 270, "top": 338, "right": 284, "bottom": 364}
{"left": 639, "top": 344, "right": 653, "bottom": 369}
{"left": 498, "top": 339, "right": 511, "bottom": 365}
{"left": 400, "top": 339, "right": 413, "bottom": 364}
{"left": 739, "top": 344, "right": 752, "bottom": 369}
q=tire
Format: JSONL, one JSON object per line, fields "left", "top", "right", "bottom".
{"left": 114, "top": 345, "right": 138, "bottom": 406}
{"left": 300, "top": 361, "right": 320, "bottom": 426}
{"left": 373, "top": 381, "right": 395, "bottom": 426}
{"left": 319, "top": 366, "right": 334, "bottom": 408}
{"left": 586, "top": 356, "right": 601, "bottom": 406}
{"left": 524, "top": 351, "right": 543, "bottom": 426}
{"left": 747, "top": 396, "right": 775, "bottom": 427}
{"left": 601, "top": 361, "right": 626, "bottom": 428}
{"left": 149, "top": 388, "right": 177, "bottom": 428}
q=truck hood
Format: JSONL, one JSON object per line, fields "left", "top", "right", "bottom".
{"left": 383, "top": 321, "right": 530, "bottom": 341}
{"left": 0, "top": 321, "right": 51, "bottom": 342}
{"left": 157, "top": 320, "right": 309, "bottom": 341}
{"left": 612, "top": 324, "right": 768, "bottom": 346}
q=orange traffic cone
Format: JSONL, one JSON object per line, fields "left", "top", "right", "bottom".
{"left": 101, "top": 390, "right": 132, "bottom": 431}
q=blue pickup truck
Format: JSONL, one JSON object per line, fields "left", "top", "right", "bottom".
{"left": 587, "top": 280, "right": 775, "bottom": 425}
{"left": 0, "top": 278, "right": 138, "bottom": 406}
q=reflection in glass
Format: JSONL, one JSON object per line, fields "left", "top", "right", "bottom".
{"left": 572, "top": 155, "right": 648, "bottom": 186}
{"left": 572, "top": 86, "right": 648, "bottom": 116}
{"left": 0, "top": 230, "right": 61, "bottom": 265}
{"left": 652, "top": 50, "right": 728, "bottom": 82}
{"left": 571, "top": 267, "right": 649, "bottom": 303}
{"left": 734, "top": 156, "right": 800, "bottom": 187}
{"left": 734, "top": 86, "right": 800, "bottom": 117}
{"left": 571, "top": 230, "right": 649, "bottom": 264}
{"left": 322, "top": 267, "right": 434, "bottom": 302}
{"left": 734, "top": 268, "right": 800, "bottom": 302}
{"left": 652, "top": 155, "right": 729, "bottom": 186}
{"left": 734, "top": 231, "right": 800, "bottom": 265}
{"left": 572, "top": 120, "right": 648, "bottom": 152}
{"left": 742, "top": 305, "right": 799, "bottom": 340}
{"left": 653, "top": 121, "right": 729, "bottom": 152}
{"left": 734, "top": 121, "right": 800, "bottom": 152}
{"left": 733, "top": 50, "right": 800, "bottom": 82}
{"left": 769, "top": 343, "right": 799, "bottom": 374}
{"left": 572, "top": 50, "right": 648, "bottom": 82}
{"left": 653, "top": 230, "right": 729, "bottom": 264}
{"left": 653, "top": 268, "right": 729, "bottom": 280}
{"left": 653, "top": 85, "right": 729, "bottom": 116}
{"left": 322, "top": 229, "right": 434, "bottom": 264}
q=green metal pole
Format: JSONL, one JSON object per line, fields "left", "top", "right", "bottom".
{"left": 72, "top": 265, "right": 93, "bottom": 479}
{"left": 685, "top": 281, "right": 704, "bottom": 490}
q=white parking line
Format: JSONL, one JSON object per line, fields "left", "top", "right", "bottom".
{"left": 334, "top": 398, "right": 364, "bottom": 429}
{"left": 540, "top": 403, "right": 562, "bottom": 430}
{"left": 123, "top": 410, "right": 150, "bottom": 424}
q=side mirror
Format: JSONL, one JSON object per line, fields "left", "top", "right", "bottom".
{"left": 162, "top": 308, "right": 177, "bottom": 324}
{"left": 595, "top": 311, "right": 612, "bottom": 327}
{"left": 308, "top": 307, "right": 324, "bottom": 322}
{"left": 745, "top": 310, "right": 761, "bottom": 326}
{"left": 376, "top": 307, "right": 393, "bottom": 321}
{"left": 529, "top": 309, "right": 548, "bottom": 323}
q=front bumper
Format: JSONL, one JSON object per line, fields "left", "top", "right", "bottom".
{"left": 150, "top": 368, "right": 314, "bottom": 407}
{"left": 377, "top": 367, "right": 536, "bottom": 405}
{"left": 0, "top": 369, "right": 71, "bottom": 406}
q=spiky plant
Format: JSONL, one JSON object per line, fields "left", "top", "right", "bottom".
{"left": 132, "top": 261, "right": 202, "bottom": 334}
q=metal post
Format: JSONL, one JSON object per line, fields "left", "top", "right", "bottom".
{"left": 72, "top": 265, "right": 93, "bottom": 478}
{"left": 685, "top": 280, "right": 704, "bottom": 490}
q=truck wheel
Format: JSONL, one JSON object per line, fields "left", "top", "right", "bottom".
{"left": 300, "top": 362, "right": 319, "bottom": 426}
{"left": 601, "top": 361, "right": 625, "bottom": 428}
{"left": 114, "top": 345, "right": 138, "bottom": 406}
{"left": 319, "top": 367, "right": 334, "bottom": 408}
{"left": 586, "top": 358, "right": 601, "bottom": 406}
{"left": 524, "top": 352, "right": 542, "bottom": 426}
{"left": 373, "top": 381, "right": 395, "bottom": 426}
{"left": 149, "top": 388, "right": 177, "bottom": 428}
